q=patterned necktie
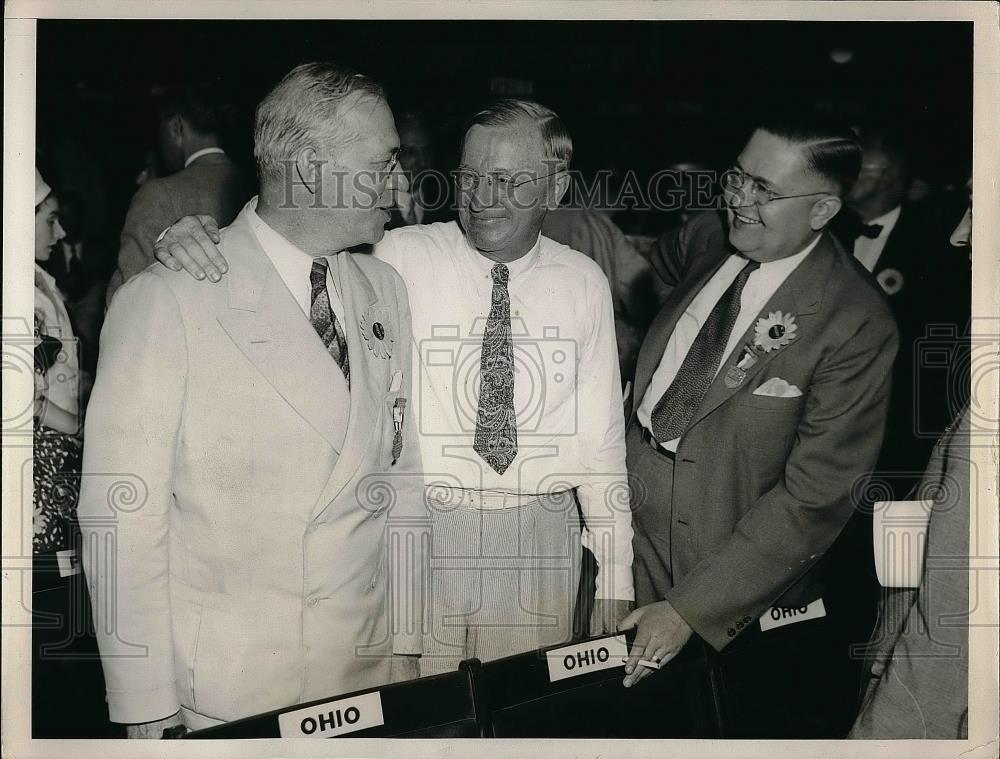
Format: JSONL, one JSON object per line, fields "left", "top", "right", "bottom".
{"left": 310, "top": 257, "right": 350, "bottom": 389}
{"left": 650, "top": 258, "right": 760, "bottom": 443}
{"left": 473, "top": 263, "right": 518, "bottom": 475}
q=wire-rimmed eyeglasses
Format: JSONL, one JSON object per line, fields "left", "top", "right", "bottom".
{"left": 721, "top": 166, "right": 831, "bottom": 207}
{"left": 452, "top": 168, "right": 563, "bottom": 195}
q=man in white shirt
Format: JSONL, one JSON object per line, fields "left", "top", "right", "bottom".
{"left": 620, "top": 117, "right": 898, "bottom": 738}
{"left": 155, "top": 98, "right": 635, "bottom": 674}
{"left": 80, "top": 62, "right": 423, "bottom": 738}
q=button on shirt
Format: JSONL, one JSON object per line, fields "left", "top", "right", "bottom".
{"left": 245, "top": 198, "right": 346, "bottom": 325}
{"left": 853, "top": 205, "right": 901, "bottom": 273}
{"left": 638, "top": 235, "right": 820, "bottom": 452}
{"left": 374, "top": 221, "right": 634, "bottom": 600}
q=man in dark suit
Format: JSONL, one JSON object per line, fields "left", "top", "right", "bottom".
{"left": 105, "top": 84, "right": 252, "bottom": 303}
{"left": 832, "top": 128, "right": 970, "bottom": 498}
{"left": 620, "top": 116, "right": 899, "bottom": 738}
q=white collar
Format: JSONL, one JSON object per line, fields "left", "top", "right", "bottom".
{"left": 865, "top": 204, "right": 902, "bottom": 238}
{"left": 245, "top": 196, "right": 343, "bottom": 311}
{"left": 184, "top": 147, "right": 225, "bottom": 168}
{"left": 750, "top": 233, "right": 821, "bottom": 277}
{"left": 466, "top": 232, "right": 542, "bottom": 280}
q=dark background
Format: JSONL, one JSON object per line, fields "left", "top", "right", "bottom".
{"left": 36, "top": 19, "right": 972, "bottom": 251}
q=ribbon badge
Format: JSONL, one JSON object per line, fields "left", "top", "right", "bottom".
{"left": 754, "top": 311, "right": 798, "bottom": 353}
{"left": 725, "top": 311, "right": 799, "bottom": 389}
{"left": 359, "top": 305, "right": 394, "bottom": 360}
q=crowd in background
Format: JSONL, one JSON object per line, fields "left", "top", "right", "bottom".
{"left": 31, "top": 63, "right": 973, "bottom": 740}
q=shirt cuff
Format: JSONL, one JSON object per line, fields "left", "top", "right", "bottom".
{"left": 106, "top": 682, "right": 180, "bottom": 725}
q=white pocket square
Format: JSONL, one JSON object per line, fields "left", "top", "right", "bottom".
{"left": 753, "top": 377, "right": 803, "bottom": 398}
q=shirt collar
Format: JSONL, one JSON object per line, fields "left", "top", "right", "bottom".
{"left": 866, "top": 204, "right": 902, "bottom": 238}
{"left": 466, "top": 231, "right": 542, "bottom": 280}
{"left": 246, "top": 196, "right": 337, "bottom": 309}
{"left": 751, "top": 233, "right": 821, "bottom": 280}
{"left": 184, "top": 147, "right": 225, "bottom": 168}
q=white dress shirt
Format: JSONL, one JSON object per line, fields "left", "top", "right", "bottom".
{"left": 184, "top": 146, "right": 226, "bottom": 169}
{"left": 638, "top": 235, "right": 820, "bottom": 452}
{"left": 245, "top": 198, "right": 346, "bottom": 327}
{"left": 853, "top": 205, "right": 901, "bottom": 272}
{"left": 374, "top": 221, "right": 633, "bottom": 600}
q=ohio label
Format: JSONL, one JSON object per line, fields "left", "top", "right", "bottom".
{"left": 278, "top": 691, "right": 384, "bottom": 738}
{"left": 759, "top": 597, "right": 827, "bottom": 632}
{"left": 546, "top": 635, "right": 628, "bottom": 682}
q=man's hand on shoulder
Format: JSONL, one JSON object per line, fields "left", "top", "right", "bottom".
{"left": 125, "top": 710, "right": 186, "bottom": 739}
{"left": 153, "top": 215, "right": 227, "bottom": 282}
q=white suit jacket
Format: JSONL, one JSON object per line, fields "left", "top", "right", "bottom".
{"left": 79, "top": 209, "right": 425, "bottom": 729}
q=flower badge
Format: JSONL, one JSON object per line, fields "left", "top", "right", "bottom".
{"left": 359, "top": 305, "right": 394, "bottom": 359}
{"left": 876, "top": 267, "right": 904, "bottom": 296}
{"left": 754, "top": 311, "right": 798, "bottom": 353}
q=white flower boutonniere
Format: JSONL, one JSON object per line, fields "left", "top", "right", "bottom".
{"left": 359, "top": 305, "right": 395, "bottom": 359}
{"left": 876, "top": 268, "right": 904, "bottom": 296}
{"left": 754, "top": 311, "right": 798, "bottom": 353}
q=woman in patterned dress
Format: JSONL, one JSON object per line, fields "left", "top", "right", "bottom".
{"left": 33, "top": 168, "right": 82, "bottom": 554}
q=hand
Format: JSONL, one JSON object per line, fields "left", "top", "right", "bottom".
{"left": 390, "top": 653, "right": 420, "bottom": 683}
{"left": 153, "top": 214, "right": 226, "bottom": 282}
{"left": 589, "top": 598, "right": 633, "bottom": 637}
{"left": 125, "top": 711, "right": 185, "bottom": 739}
{"left": 619, "top": 599, "right": 694, "bottom": 688}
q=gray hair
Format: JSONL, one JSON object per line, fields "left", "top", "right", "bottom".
{"left": 463, "top": 98, "right": 573, "bottom": 169}
{"left": 253, "top": 62, "right": 387, "bottom": 181}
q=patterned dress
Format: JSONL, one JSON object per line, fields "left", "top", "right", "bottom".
{"left": 33, "top": 311, "right": 82, "bottom": 555}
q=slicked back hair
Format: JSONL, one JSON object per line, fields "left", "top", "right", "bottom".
{"left": 755, "top": 115, "right": 862, "bottom": 196}
{"left": 156, "top": 83, "right": 234, "bottom": 139}
{"left": 462, "top": 98, "right": 573, "bottom": 170}
{"left": 254, "top": 62, "right": 387, "bottom": 182}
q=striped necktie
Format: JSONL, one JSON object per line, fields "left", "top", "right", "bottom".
{"left": 310, "top": 257, "right": 350, "bottom": 389}
{"left": 650, "top": 258, "right": 760, "bottom": 443}
{"left": 473, "top": 262, "right": 518, "bottom": 475}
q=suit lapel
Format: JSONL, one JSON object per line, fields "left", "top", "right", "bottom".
{"left": 686, "top": 233, "right": 837, "bottom": 431}
{"left": 311, "top": 252, "right": 382, "bottom": 519}
{"left": 217, "top": 216, "right": 351, "bottom": 454}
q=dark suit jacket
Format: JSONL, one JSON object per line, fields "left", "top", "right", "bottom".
{"left": 628, "top": 211, "right": 899, "bottom": 651}
{"left": 831, "top": 203, "right": 971, "bottom": 498}
{"left": 106, "top": 152, "right": 252, "bottom": 304}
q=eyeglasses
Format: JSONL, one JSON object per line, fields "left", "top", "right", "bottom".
{"left": 452, "top": 168, "right": 563, "bottom": 195}
{"left": 382, "top": 149, "right": 400, "bottom": 176}
{"left": 721, "top": 166, "right": 830, "bottom": 207}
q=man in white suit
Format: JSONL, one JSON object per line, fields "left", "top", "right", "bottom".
{"left": 79, "top": 63, "right": 424, "bottom": 737}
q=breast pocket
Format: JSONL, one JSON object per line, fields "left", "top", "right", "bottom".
{"left": 738, "top": 392, "right": 807, "bottom": 413}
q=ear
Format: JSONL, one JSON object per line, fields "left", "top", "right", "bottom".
{"left": 294, "top": 146, "right": 322, "bottom": 196}
{"left": 168, "top": 114, "right": 184, "bottom": 143}
{"left": 810, "top": 195, "right": 842, "bottom": 230}
{"left": 546, "top": 168, "right": 571, "bottom": 210}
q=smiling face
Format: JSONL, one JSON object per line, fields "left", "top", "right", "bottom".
{"left": 34, "top": 195, "right": 65, "bottom": 262}
{"left": 725, "top": 129, "right": 840, "bottom": 263}
{"left": 457, "top": 119, "right": 561, "bottom": 263}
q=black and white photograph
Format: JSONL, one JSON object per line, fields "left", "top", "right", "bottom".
{"left": 3, "top": 1, "right": 998, "bottom": 757}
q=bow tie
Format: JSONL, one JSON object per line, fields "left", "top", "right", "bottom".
{"left": 859, "top": 223, "right": 883, "bottom": 239}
